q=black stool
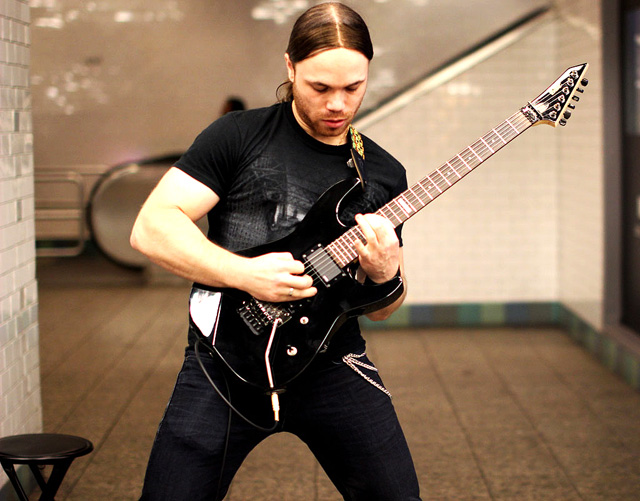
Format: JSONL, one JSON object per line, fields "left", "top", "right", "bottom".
{"left": 0, "top": 433, "right": 93, "bottom": 501}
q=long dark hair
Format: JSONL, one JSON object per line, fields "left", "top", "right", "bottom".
{"left": 277, "top": 2, "right": 374, "bottom": 102}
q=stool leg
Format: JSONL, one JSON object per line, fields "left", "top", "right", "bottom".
{"left": 28, "top": 463, "right": 49, "bottom": 492}
{"left": 38, "top": 459, "right": 72, "bottom": 501}
{"left": 0, "top": 461, "right": 29, "bottom": 501}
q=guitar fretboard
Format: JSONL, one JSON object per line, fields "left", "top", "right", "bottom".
{"left": 326, "top": 107, "right": 536, "bottom": 268}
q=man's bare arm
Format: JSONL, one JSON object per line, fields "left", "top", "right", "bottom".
{"left": 130, "top": 167, "right": 316, "bottom": 302}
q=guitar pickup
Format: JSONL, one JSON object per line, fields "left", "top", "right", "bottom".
{"left": 303, "top": 245, "right": 344, "bottom": 286}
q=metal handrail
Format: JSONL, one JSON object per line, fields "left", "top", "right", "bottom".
{"left": 35, "top": 172, "right": 85, "bottom": 257}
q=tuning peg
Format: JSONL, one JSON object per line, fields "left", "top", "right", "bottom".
{"left": 563, "top": 111, "right": 572, "bottom": 120}
{"left": 581, "top": 78, "right": 589, "bottom": 86}
{"left": 560, "top": 119, "right": 567, "bottom": 126}
{"left": 572, "top": 95, "right": 580, "bottom": 101}
{"left": 568, "top": 104, "right": 576, "bottom": 110}
{"left": 577, "top": 87, "right": 584, "bottom": 93}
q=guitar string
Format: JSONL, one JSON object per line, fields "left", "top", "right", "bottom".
{"left": 294, "top": 87, "right": 570, "bottom": 289}
{"left": 299, "top": 113, "right": 533, "bottom": 283}
{"left": 305, "top": 111, "right": 532, "bottom": 278}
{"left": 377, "top": 80, "right": 577, "bottom": 253}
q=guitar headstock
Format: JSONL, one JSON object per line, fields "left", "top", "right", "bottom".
{"left": 528, "top": 63, "right": 589, "bottom": 127}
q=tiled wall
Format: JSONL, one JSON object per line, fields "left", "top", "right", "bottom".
{"left": 361, "top": 1, "right": 604, "bottom": 329}
{"left": 362, "top": 20, "right": 562, "bottom": 304}
{"left": 0, "top": 0, "right": 42, "bottom": 476}
{"left": 555, "top": 0, "right": 605, "bottom": 330}
{"left": 360, "top": 2, "right": 636, "bottom": 385}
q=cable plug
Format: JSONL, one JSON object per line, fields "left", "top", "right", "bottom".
{"left": 271, "top": 392, "right": 280, "bottom": 422}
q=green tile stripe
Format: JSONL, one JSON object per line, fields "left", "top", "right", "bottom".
{"left": 360, "top": 302, "right": 640, "bottom": 391}
{"left": 558, "top": 306, "right": 640, "bottom": 391}
{"left": 360, "top": 302, "right": 561, "bottom": 330}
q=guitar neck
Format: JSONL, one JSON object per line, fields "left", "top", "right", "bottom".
{"left": 327, "top": 106, "right": 536, "bottom": 268}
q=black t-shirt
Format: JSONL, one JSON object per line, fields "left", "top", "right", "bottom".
{"left": 176, "top": 101, "right": 407, "bottom": 357}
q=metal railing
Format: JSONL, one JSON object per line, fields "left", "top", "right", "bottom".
{"left": 35, "top": 172, "right": 86, "bottom": 257}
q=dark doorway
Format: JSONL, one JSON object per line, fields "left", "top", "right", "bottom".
{"left": 621, "top": 0, "right": 640, "bottom": 333}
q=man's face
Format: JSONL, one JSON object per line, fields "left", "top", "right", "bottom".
{"left": 286, "top": 48, "right": 369, "bottom": 146}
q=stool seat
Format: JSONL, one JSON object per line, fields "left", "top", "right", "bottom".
{"left": 0, "top": 433, "right": 93, "bottom": 463}
{"left": 0, "top": 433, "right": 93, "bottom": 500}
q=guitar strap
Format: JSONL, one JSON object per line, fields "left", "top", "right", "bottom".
{"left": 348, "top": 124, "right": 367, "bottom": 190}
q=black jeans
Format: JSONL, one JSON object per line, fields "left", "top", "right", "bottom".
{"left": 140, "top": 348, "right": 421, "bottom": 500}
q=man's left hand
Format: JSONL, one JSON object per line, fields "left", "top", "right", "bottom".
{"left": 354, "top": 213, "right": 399, "bottom": 283}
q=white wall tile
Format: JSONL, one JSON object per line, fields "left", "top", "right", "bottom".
{"left": 555, "top": 0, "right": 605, "bottom": 328}
{"left": 0, "top": 5, "right": 42, "bottom": 496}
{"left": 363, "top": 21, "right": 562, "bottom": 303}
{"left": 359, "top": 2, "right": 604, "bottom": 319}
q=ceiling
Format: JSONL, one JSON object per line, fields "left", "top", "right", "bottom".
{"left": 29, "top": 0, "right": 550, "bottom": 166}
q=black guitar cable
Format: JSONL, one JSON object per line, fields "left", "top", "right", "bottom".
{"left": 194, "top": 338, "right": 279, "bottom": 500}
{"left": 194, "top": 337, "right": 280, "bottom": 434}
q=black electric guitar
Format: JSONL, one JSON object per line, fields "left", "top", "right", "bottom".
{"left": 190, "top": 63, "right": 589, "bottom": 392}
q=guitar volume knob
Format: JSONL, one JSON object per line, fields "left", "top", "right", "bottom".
{"left": 287, "top": 346, "right": 298, "bottom": 356}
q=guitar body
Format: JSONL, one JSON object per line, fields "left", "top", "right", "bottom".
{"left": 190, "top": 178, "right": 404, "bottom": 391}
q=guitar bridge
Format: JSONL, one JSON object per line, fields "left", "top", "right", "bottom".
{"left": 238, "top": 298, "right": 293, "bottom": 336}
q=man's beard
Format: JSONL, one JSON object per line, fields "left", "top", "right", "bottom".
{"left": 292, "top": 87, "right": 356, "bottom": 143}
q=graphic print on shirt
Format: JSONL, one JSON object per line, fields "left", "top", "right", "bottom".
{"left": 211, "top": 154, "right": 328, "bottom": 251}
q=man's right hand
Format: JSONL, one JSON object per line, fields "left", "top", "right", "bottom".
{"left": 239, "top": 252, "right": 317, "bottom": 302}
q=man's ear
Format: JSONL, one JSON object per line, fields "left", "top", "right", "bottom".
{"left": 284, "top": 53, "right": 295, "bottom": 82}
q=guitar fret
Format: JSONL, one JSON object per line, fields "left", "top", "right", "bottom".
{"left": 379, "top": 206, "right": 395, "bottom": 222}
{"left": 465, "top": 149, "right": 477, "bottom": 166}
{"left": 427, "top": 174, "right": 443, "bottom": 193}
{"left": 505, "top": 118, "right": 519, "bottom": 134}
{"left": 383, "top": 205, "right": 403, "bottom": 225}
{"left": 415, "top": 183, "right": 433, "bottom": 203}
{"left": 469, "top": 145, "right": 483, "bottom": 162}
{"left": 457, "top": 154, "right": 472, "bottom": 170}
{"left": 478, "top": 138, "right": 497, "bottom": 158}
{"left": 436, "top": 168, "right": 452, "bottom": 186}
{"left": 472, "top": 140, "right": 489, "bottom": 158}
{"left": 415, "top": 182, "right": 434, "bottom": 202}
{"left": 335, "top": 240, "right": 355, "bottom": 266}
{"left": 406, "top": 187, "right": 424, "bottom": 207}
{"left": 450, "top": 156, "right": 464, "bottom": 169}
{"left": 334, "top": 235, "right": 354, "bottom": 262}
{"left": 447, "top": 161, "right": 462, "bottom": 178}
{"left": 393, "top": 202, "right": 407, "bottom": 220}
{"left": 353, "top": 227, "right": 366, "bottom": 245}
{"left": 480, "top": 137, "right": 495, "bottom": 153}
{"left": 328, "top": 243, "right": 348, "bottom": 267}
{"left": 492, "top": 128, "right": 507, "bottom": 144}
{"left": 325, "top": 245, "right": 342, "bottom": 265}
{"left": 396, "top": 196, "right": 414, "bottom": 216}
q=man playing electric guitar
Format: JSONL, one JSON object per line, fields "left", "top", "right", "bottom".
{"left": 131, "top": 3, "right": 420, "bottom": 500}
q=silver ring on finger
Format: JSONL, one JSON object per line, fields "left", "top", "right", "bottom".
{"left": 288, "top": 287, "right": 294, "bottom": 297}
